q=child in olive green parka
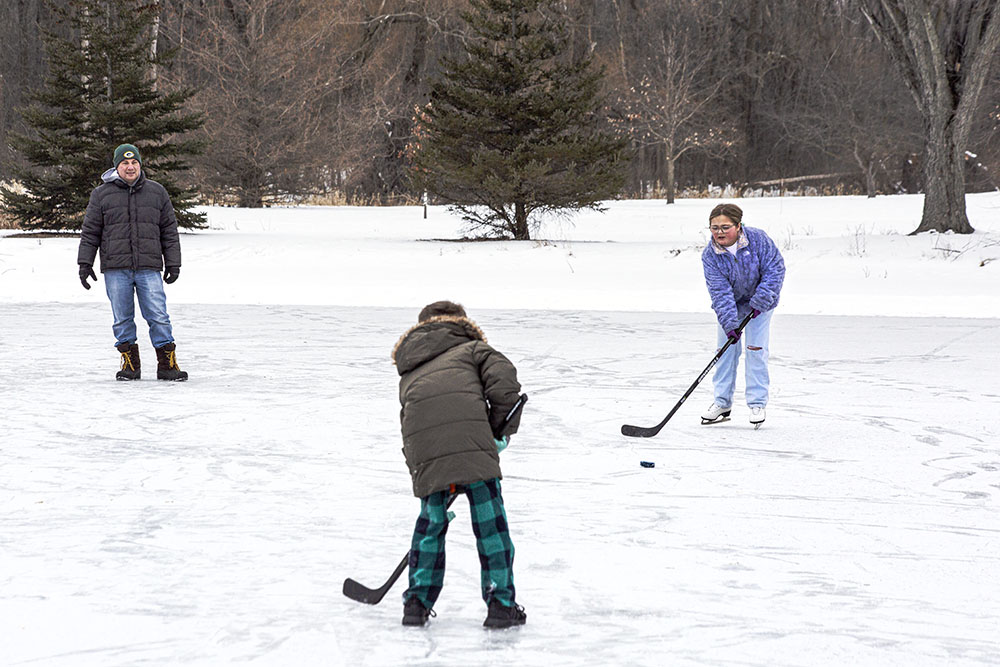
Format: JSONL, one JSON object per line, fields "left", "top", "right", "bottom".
{"left": 392, "top": 300, "right": 526, "bottom": 629}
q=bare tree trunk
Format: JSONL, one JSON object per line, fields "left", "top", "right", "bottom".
{"left": 664, "top": 144, "right": 676, "bottom": 204}
{"left": 177, "top": 0, "right": 184, "bottom": 45}
{"left": 916, "top": 115, "right": 972, "bottom": 233}
{"left": 238, "top": 164, "right": 266, "bottom": 208}
{"left": 737, "top": 0, "right": 770, "bottom": 184}
{"left": 859, "top": 0, "right": 1000, "bottom": 234}
{"left": 104, "top": 2, "right": 114, "bottom": 99}
{"left": 149, "top": 1, "right": 160, "bottom": 90}
{"left": 403, "top": 11, "right": 427, "bottom": 88}
{"left": 853, "top": 145, "right": 878, "bottom": 198}
{"left": 611, "top": 0, "right": 628, "bottom": 84}
{"left": 513, "top": 201, "right": 529, "bottom": 240}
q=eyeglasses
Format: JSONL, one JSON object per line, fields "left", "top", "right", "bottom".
{"left": 709, "top": 224, "right": 735, "bottom": 233}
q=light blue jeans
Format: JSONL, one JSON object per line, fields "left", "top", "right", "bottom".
{"left": 104, "top": 269, "right": 174, "bottom": 348}
{"left": 712, "top": 308, "right": 773, "bottom": 409}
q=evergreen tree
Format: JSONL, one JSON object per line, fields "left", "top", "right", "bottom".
{"left": 409, "top": 0, "right": 626, "bottom": 240}
{"left": 0, "top": 0, "right": 205, "bottom": 231}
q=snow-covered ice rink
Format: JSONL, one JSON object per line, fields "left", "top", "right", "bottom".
{"left": 2, "top": 195, "right": 999, "bottom": 665}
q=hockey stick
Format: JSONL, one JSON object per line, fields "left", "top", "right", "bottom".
{"left": 342, "top": 493, "right": 459, "bottom": 605}
{"left": 621, "top": 313, "right": 754, "bottom": 438}
{"left": 343, "top": 393, "right": 528, "bottom": 605}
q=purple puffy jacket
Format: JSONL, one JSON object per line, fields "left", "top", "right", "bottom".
{"left": 701, "top": 226, "right": 785, "bottom": 332}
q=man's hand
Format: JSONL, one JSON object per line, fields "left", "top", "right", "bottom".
{"left": 494, "top": 435, "right": 509, "bottom": 453}
{"left": 79, "top": 264, "right": 97, "bottom": 290}
{"left": 164, "top": 266, "right": 179, "bottom": 284}
{"left": 726, "top": 329, "right": 740, "bottom": 342}
{"left": 751, "top": 308, "right": 761, "bottom": 318}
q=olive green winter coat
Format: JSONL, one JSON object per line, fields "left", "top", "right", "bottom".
{"left": 392, "top": 315, "right": 521, "bottom": 498}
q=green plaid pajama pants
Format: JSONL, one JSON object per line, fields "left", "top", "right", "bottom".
{"left": 404, "top": 478, "right": 516, "bottom": 608}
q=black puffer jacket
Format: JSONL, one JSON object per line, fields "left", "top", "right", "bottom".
{"left": 77, "top": 169, "right": 181, "bottom": 271}
{"left": 392, "top": 316, "right": 522, "bottom": 498}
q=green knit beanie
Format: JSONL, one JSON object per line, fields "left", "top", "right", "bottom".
{"left": 113, "top": 144, "right": 141, "bottom": 167}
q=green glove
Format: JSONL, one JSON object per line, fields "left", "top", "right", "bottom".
{"left": 494, "top": 435, "right": 509, "bottom": 453}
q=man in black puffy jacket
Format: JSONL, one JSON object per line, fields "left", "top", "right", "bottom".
{"left": 77, "top": 143, "right": 188, "bottom": 381}
{"left": 392, "top": 300, "right": 526, "bottom": 629}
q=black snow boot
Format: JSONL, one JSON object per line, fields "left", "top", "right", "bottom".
{"left": 155, "top": 342, "right": 189, "bottom": 381}
{"left": 483, "top": 600, "right": 526, "bottom": 629}
{"left": 116, "top": 342, "right": 141, "bottom": 381}
{"left": 402, "top": 597, "right": 434, "bottom": 626}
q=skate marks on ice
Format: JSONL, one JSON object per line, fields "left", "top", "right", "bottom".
{"left": 571, "top": 311, "right": 1000, "bottom": 664}
{"left": 513, "top": 314, "right": 999, "bottom": 663}
{"left": 526, "top": 311, "right": 999, "bottom": 650}
{"left": 0, "top": 304, "right": 396, "bottom": 666}
{"left": 3, "top": 305, "right": 1000, "bottom": 665}
{"left": 771, "top": 315, "right": 1000, "bottom": 507}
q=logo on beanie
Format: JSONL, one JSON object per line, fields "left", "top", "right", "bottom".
{"left": 113, "top": 143, "right": 142, "bottom": 166}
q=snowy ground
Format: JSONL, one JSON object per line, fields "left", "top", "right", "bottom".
{"left": 2, "top": 194, "right": 999, "bottom": 317}
{"left": 1, "top": 195, "right": 999, "bottom": 665}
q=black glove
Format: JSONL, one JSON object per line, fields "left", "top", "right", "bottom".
{"left": 164, "top": 266, "right": 179, "bottom": 284}
{"left": 79, "top": 264, "right": 97, "bottom": 290}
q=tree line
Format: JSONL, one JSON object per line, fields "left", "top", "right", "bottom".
{"left": 1, "top": 1, "right": 998, "bottom": 227}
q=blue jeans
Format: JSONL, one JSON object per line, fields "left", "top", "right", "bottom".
{"left": 104, "top": 269, "right": 174, "bottom": 348}
{"left": 712, "top": 308, "right": 773, "bottom": 409}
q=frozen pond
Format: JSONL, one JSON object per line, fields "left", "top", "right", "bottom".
{"left": 2, "top": 303, "right": 998, "bottom": 666}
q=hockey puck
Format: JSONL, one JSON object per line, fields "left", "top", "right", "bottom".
{"left": 640, "top": 461, "right": 655, "bottom": 468}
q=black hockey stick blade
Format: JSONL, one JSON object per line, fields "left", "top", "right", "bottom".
{"left": 343, "top": 492, "right": 461, "bottom": 605}
{"left": 620, "top": 421, "right": 668, "bottom": 438}
{"left": 343, "top": 553, "right": 409, "bottom": 604}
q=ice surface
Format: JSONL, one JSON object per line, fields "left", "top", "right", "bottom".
{"left": 1, "top": 304, "right": 998, "bottom": 666}
{"left": 1, "top": 195, "right": 999, "bottom": 665}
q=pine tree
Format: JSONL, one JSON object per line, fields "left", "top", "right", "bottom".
{"left": 0, "top": 0, "right": 205, "bottom": 231}
{"left": 409, "top": 0, "right": 626, "bottom": 240}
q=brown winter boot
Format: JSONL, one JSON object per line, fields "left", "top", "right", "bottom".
{"left": 155, "top": 342, "right": 189, "bottom": 381}
{"left": 116, "top": 342, "right": 141, "bottom": 381}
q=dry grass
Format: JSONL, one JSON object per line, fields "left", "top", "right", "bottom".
{"left": 202, "top": 189, "right": 423, "bottom": 207}
{"left": 300, "top": 191, "right": 422, "bottom": 206}
{"left": 0, "top": 181, "right": 23, "bottom": 229}
{"left": 299, "top": 191, "right": 351, "bottom": 206}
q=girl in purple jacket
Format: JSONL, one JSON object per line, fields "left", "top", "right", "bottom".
{"left": 700, "top": 203, "right": 785, "bottom": 428}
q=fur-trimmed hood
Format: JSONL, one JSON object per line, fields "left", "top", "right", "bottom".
{"left": 392, "top": 315, "right": 488, "bottom": 374}
{"left": 392, "top": 314, "right": 519, "bottom": 497}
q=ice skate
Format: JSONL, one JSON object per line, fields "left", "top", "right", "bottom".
{"left": 750, "top": 406, "right": 766, "bottom": 429}
{"left": 701, "top": 402, "right": 731, "bottom": 425}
